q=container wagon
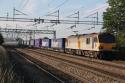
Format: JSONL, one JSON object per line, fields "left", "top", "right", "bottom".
{"left": 34, "top": 39, "right": 42, "bottom": 48}
{"left": 51, "top": 38, "right": 65, "bottom": 52}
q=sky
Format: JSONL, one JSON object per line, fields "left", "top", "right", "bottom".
{"left": 0, "top": 0, "right": 108, "bottom": 39}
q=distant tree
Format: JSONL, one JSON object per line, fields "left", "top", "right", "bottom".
{"left": 103, "top": 0, "right": 125, "bottom": 46}
{"left": 0, "top": 33, "right": 4, "bottom": 45}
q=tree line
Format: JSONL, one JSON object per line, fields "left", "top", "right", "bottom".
{"left": 103, "top": 0, "right": 125, "bottom": 46}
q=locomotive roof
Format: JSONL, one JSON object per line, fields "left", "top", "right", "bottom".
{"left": 67, "top": 32, "right": 114, "bottom": 38}
{"left": 68, "top": 33, "right": 100, "bottom": 37}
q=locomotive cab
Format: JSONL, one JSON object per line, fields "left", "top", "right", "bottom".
{"left": 98, "top": 33, "right": 116, "bottom": 51}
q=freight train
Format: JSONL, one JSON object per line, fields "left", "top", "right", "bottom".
{"left": 23, "top": 32, "right": 116, "bottom": 59}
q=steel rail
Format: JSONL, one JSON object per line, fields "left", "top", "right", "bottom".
{"left": 37, "top": 48, "right": 125, "bottom": 69}
{"left": 26, "top": 48, "right": 125, "bottom": 82}
{"left": 16, "top": 49, "right": 96, "bottom": 83}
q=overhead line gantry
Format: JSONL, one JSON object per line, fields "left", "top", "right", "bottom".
{"left": 0, "top": 17, "right": 103, "bottom": 25}
{"left": 0, "top": 28, "right": 56, "bottom": 40}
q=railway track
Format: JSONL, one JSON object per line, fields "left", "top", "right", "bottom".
{"left": 16, "top": 48, "right": 125, "bottom": 83}
{"left": 14, "top": 50, "right": 65, "bottom": 83}
{"left": 17, "top": 49, "right": 94, "bottom": 83}
{"left": 35, "top": 48, "right": 125, "bottom": 68}
{"left": 29, "top": 48, "right": 125, "bottom": 77}
{"left": 35, "top": 48, "right": 125, "bottom": 69}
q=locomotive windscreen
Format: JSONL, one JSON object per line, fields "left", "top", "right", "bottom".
{"left": 98, "top": 33, "right": 115, "bottom": 43}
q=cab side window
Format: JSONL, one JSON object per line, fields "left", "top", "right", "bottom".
{"left": 94, "top": 37, "right": 97, "bottom": 42}
{"left": 86, "top": 38, "right": 90, "bottom": 44}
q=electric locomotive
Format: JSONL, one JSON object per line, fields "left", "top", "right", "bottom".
{"left": 65, "top": 33, "right": 116, "bottom": 59}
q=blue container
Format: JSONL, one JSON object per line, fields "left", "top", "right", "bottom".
{"left": 35, "top": 39, "right": 42, "bottom": 47}
{"left": 51, "top": 38, "right": 65, "bottom": 49}
{"left": 42, "top": 39, "right": 51, "bottom": 48}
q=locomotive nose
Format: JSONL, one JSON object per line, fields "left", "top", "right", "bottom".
{"left": 99, "top": 43, "right": 116, "bottom": 50}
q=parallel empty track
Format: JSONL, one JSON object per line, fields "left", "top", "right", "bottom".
{"left": 12, "top": 50, "right": 66, "bottom": 83}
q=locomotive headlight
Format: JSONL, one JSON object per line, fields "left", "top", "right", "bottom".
{"left": 99, "top": 46, "right": 103, "bottom": 49}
